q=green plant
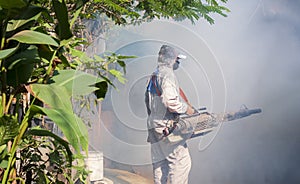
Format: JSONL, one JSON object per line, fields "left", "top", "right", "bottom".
{"left": 18, "top": 129, "right": 74, "bottom": 184}
{"left": 0, "top": 0, "right": 128, "bottom": 183}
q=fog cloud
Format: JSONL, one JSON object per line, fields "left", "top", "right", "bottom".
{"left": 89, "top": 0, "right": 300, "bottom": 183}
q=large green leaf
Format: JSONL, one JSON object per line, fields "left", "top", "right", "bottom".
{"left": 7, "top": 63, "right": 34, "bottom": 87}
{"left": 32, "top": 106, "right": 88, "bottom": 153}
{"left": 52, "top": 0, "right": 73, "bottom": 40}
{"left": 8, "top": 30, "right": 59, "bottom": 47}
{"left": 0, "top": 0, "right": 26, "bottom": 9}
{"left": 5, "top": 45, "right": 39, "bottom": 70}
{"left": 0, "top": 115, "right": 19, "bottom": 146}
{"left": 6, "top": 5, "right": 45, "bottom": 32}
{"left": 27, "top": 83, "right": 73, "bottom": 110}
{"left": 5, "top": 46, "right": 40, "bottom": 87}
{"left": 50, "top": 70, "right": 103, "bottom": 96}
{"left": 0, "top": 46, "right": 18, "bottom": 60}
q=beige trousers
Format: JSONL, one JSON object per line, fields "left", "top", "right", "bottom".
{"left": 152, "top": 144, "right": 191, "bottom": 184}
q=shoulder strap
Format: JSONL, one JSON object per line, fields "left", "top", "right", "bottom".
{"left": 179, "top": 87, "right": 191, "bottom": 105}
{"left": 151, "top": 75, "right": 161, "bottom": 96}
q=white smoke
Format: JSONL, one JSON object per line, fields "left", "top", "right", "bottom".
{"left": 185, "top": 1, "right": 300, "bottom": 183}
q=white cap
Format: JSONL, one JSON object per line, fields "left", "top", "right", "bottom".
{"left": 177, "top": 54, "right": 187, "bottom": 59}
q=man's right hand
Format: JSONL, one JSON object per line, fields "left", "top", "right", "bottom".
{"left": 186, "top": 105, "right": 195, "bottom": 115}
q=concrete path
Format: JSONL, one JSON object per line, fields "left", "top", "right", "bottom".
{"left": 96, "top": 168, "right": 153, "bottom": 184}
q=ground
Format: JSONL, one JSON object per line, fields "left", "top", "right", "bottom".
{"left": 96, "top": 168, "right": 153, "bottom": 184}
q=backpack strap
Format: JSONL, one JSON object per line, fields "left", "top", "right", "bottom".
{"left": 179, "top": 87, "right": 192, "bottom": 106}
{"left": 151, "top": 75, "right": 161, "bottom": 96}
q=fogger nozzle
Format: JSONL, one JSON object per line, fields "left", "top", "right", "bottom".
{"left": 226, "top": 108, "right": 262, "bottom": 121}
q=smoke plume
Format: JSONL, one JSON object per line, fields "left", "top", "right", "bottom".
{"left": 88, "top": 0, "right": 300, "bottom": 183}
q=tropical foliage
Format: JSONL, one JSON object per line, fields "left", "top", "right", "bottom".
{"left": 76, "top": 0, "right": 229, "bottom": 24}
{"left": 0, "top": 0, "right": 229, "bottom": 183}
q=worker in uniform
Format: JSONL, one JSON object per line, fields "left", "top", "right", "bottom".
{"left": 145, "top": 45, "right": 195, "bottom": 184}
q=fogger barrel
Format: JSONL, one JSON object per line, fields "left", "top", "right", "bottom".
{"left": 225, "top": 108, "right": 262, "bottom": 121}
{"left": 164, "top": 107, "right": 262, "bottom": 143}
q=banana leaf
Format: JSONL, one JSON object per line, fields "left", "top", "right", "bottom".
{"left": 50, "top": 70, "right": 103, "bottom": 96}
{"left": 31, "top": 106, "right": 88, "bottom": 154}
{"left": 8, "top": 30, "right": 58, "bottom": 47}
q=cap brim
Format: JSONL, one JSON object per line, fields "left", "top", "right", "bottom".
{"left": 177, "top": 54, "right": 187, "bottom": 59}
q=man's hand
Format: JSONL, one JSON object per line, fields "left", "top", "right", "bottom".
{"left": 186, "top": 105, "right": 195, "bottom": 115}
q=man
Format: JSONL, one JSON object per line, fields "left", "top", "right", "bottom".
{"left": 145, "top": 45, "right": 195, "bottom": 184}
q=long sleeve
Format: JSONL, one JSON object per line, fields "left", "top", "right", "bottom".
{"left": 160, "top": 73, "right": 188, "bottom": 114}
